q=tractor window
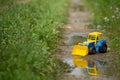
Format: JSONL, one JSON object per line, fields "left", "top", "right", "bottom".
{"left": 89, "top": 35, "right": 95, "bottom": 40}
{"left": 98, "top": 34, "right": 103, "bottom": 40}
{"left": 96, "top": 37, "right": 99, "bottom": 40}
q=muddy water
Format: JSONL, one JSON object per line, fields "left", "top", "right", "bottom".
{"left": 65, "top": 32, "right": 87, "bottom": 45}
{"left": 63, "top": 57, "right": 88, "bottom": 76}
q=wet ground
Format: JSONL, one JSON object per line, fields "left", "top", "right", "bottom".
{"left": 55, "top": 0, "right": 116, "bottom": 80}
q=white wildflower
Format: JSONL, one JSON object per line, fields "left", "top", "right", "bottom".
{"left": 104, "top": 17, "right": 109, "bottom": 22}
{"left": 115, "top": 7, "right": 119, "bottom": 13}
{"left": 116, "top": 7, "right": 119, "bottom": 11}
{"left": 102, "top": 29, "right": 105, "bottom": 32}
{"left": 97, "top": 25, "right": 101, "bottom": 29}
{"left": 112, "top": 15, "right": 115, "bottom": 18}
{"left": 110, "top": 6, "right": 113, "bottom": 10}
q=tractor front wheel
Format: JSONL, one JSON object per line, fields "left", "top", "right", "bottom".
{"left": 89, "top": 47, "right": 96, "bottom": 54}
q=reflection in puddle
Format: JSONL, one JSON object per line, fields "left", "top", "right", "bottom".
{"left": 72, "top": 55, "right": 108, "bottom": 76}
{"left": 63, "top": 57, "right": 88, "bottom": 76}
{"left": 63, "top": 55, "right": 108, "bottom": 76}
{"left": 73, "top": 57, "right": 88, "bottom": 68}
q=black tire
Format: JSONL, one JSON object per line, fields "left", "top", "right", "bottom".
{"left": 89, "top": 47, "right": 96, "bottom": 54}
{"left": 99, "top": 44, "right": 107, "bottom": 53}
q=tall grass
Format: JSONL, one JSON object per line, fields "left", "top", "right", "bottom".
{"left": 84, "top": 0, "right": 120, "bottom": 76}
{"left": 0, "top": 0, "right": 69, "bottom": 80}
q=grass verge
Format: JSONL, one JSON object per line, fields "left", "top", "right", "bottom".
{"left": 0, "top": 0, "right": 69, "bottom": 80}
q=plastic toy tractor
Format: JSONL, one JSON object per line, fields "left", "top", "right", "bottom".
{"left": 72, "top": 32, "right": 107, "bottom": 56}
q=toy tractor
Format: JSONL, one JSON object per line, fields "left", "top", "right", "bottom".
{"left": 72, "top": 32, "right": 107, "bottom": 56}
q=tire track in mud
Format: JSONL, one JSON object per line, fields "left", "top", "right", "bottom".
{"left": 55, "top": 0, "right": 116, "bottom": 80}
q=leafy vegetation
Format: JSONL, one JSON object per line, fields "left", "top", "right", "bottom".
{"left": 84, "top": 0, "right": 120, "bottom": 76}
{"left": 0, "top": 0, "right": 69, "bottom": 80}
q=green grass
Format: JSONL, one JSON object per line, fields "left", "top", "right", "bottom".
{"left": 0, "top": 0, "right": 69, "bottom": 80}
{"left": 84, "top": 0, "right": 120, "bottom": 76}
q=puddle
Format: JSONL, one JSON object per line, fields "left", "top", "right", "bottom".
{"left": 65, "top": 32, "right": 87, "bottom": 45}
{"left": 63, "top": 55, "right": 109, "bottom": 77}
{"left": 63, "top": 57, "right": 74, "bottom": 67}
{"left": 70, "top": 67, "right": 87, "bottom": 76}
{"left": 74, "top": 57, "right": 108, "bottom": 75}
{"left": 63, "top": 57, "right": 88, "bottom": 76}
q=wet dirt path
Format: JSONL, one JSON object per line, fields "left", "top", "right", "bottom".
{"left": 55, "top": 0, "right": 116, "bottom": 80}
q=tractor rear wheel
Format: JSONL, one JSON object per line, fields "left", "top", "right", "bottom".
{"left": 99, "top": 44, "right": 107, "bottom": 53}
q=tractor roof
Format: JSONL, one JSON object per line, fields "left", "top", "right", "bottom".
{"left": 89, "top": 32, "right": 102, "bottom": 36}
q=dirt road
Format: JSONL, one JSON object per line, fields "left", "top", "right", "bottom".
{"left": 55, "top": 0, "right": 116, "bottom": 80}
